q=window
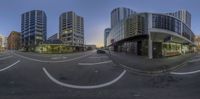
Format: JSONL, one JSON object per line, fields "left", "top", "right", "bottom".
{"left": 152, "top": 14, "right": 181, "bottom": 34}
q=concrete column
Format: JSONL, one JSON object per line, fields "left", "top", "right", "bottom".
{"left": 147, "top": 13, "right": 153, "bottom": 59}
{"left": 148, "top": 33, "right": 153, "bottom": 59}
{"left": 148, "top": 13, "right": 152, "bottom": 29}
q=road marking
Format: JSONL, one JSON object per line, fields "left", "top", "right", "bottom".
{"left": 13, "top": 52, "right": 93, "bottom": 63}
{"left": 188, "top": 58, "right": 200, "bottom": 63}
{"left": 0, "top": 60, "right": 20, "bottom": 72}
{"left": 51, "top": 56, "right": 67, "bottom": 60}
{"left": 18, "top": 52, "right": 64, "bottom": 58}
{"left": 170, "top": 70, "right": 200, "bottom": 75}
{"left": 43, "top": 67, "right": 126, "bottom": 89}
{"left": 119, "top": 64, "right": 144, "bottom": 73}
{"left": 0, "top": 56, "right": 13, "bottom": 60}
{"left": 78, "top": 60, "right": 113, "bottom": 66}
{"left": 89, "top": 56, "right": 108, "bottom": 59}
{"left": 194, "top": 56, "right": 200, "bottom": 58}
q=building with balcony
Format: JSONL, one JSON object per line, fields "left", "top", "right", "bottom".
{"left": 21, "top": 10, "right": 47, "bottom": 51}
{"left": 59, "top": 11, "right": 84, "bottom": 51}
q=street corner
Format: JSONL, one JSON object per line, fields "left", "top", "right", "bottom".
{"left": 41, "top": 52, "right": 126, "bottom": 89}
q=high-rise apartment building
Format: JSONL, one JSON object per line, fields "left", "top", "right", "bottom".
{"left": 7, "top": 31, "right": 21, "bottom": 50}
{"left": 59, "top": 11, "right": 84, "bottom": 50}
{"left": 0, "top": 34, "right": 6, "bottom": 52}
{"left": 21, "top": 10, "right": 47, "bottom": 51}
{"left": 111, "top": 7, "right": 135, "bottom": 28}
{"left": 104, "top": 28, "right": 111, "bottom": 48}
{"left": 166, "top": 10, "right": 191, "bottom": 28}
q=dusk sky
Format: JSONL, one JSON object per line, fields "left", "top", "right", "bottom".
{"left": 0, "top": 0, "right": 199, "bottom": 47}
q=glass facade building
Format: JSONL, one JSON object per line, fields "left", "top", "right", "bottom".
{"left": 104, "top": 28, "right": 111, "bottom": 48}
{"left": 21, "top": 10, "right": 47, "bottom": 51}
{"left": 166, "top": 10, "right": 191, "bottom": 29}
{"left": 107, "top": 10, "right": 195, "bottom": 59}
{"left": 107, "top": 20, "right": 125, "bottom": 47}
{"left": 111, "top": 7, "right": 135, "bottom": 28}
{"left": 152, "top": 14, "right": 181, "bottom": 34}
{"left": 152, "top": 14, "right": 194, "bottom": 42}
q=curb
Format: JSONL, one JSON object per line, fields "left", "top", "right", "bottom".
{"left": 105, "top": 50, "right": 197, "bottom": 76}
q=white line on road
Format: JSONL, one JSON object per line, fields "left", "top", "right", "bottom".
{"left": 51, "top": 56, "right": 67, "bottom": 60}
{"left": 14, "top": 52, "right": 93, "bottom": 63}
{"left": 0, "top": 60, "right": 20, "bottom": 72}
{"left": 119, "top": 64, "right": 143, "bottom": 73}
{"left": 89, "top": 56, "right": 108, "bottom": 59}
{"left": 170, "top": 70, "right": 200, "bottom": 75}
{"left": 188, "top": 58, "right": 200, "bottom": 63}
{"left": 0, "top": 56, "right": 13, "bottom": 60}
{"left": 78, "top": 60, "right": 113, "bottom": 66}
{"left": 43, "top": 67, "right": 126, "bottom": 89}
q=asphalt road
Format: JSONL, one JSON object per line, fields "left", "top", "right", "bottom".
{"left": 0, "top": 50, "right": 200, "bottom": 99}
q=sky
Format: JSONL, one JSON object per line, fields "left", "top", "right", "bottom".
{"left": 0, "top": 0, "right": 199, "bottom": 47}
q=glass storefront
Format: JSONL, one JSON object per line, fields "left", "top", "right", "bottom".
{"left": 162, "top": 42, "right": 182, "bottom": 57}
{"left": 112, "top": 40, "right": 148, "bottom": 56}
{"left": 35, "top": 44, "right": 73, "bottom": 54}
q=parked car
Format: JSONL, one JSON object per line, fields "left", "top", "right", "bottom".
{"left": 97, "top": 49, "right": 106, "bottom": 54}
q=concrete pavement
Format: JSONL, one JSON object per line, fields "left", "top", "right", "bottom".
{"left": 0, "top": 50, "right": 200, "bottom": 99}
{"left": 107, "top": 51, "right": 196, "bottom": 73}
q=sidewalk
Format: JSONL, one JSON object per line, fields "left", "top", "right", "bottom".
{"left": 106, "top": 50, "right": 196, "bottom": 73}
